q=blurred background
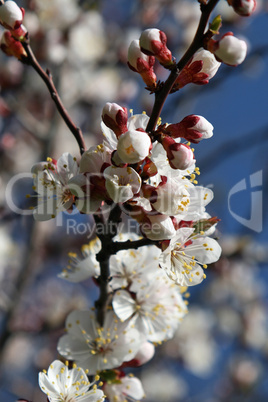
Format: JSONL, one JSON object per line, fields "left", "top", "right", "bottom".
{"left": 0, "top": 0, "right": 268, "bottom": 401}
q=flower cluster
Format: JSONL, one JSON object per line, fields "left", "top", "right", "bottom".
{"left": 1, "top": 2, "right": 256, "bottom": 400}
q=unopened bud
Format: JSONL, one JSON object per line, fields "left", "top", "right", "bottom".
{"left": 120, "top": 341, "right": 155, "bottom": 368}
{"left": 128, "top": 39, "right": 157, "bottom": 88}
{"left": 102, "top": 102, "right": 128, "bottom": 138}
{"left": 141, "top": 213, "right": 176, "bottom": 241}
{"left": 0, "top": 0, "right": 24, "bottom": 30}
{"left": 208, "top": 32, "right": 247, "bottom": 66}
{"left": 0, "top": 30, "right": 27, "bottom": 61}
{"left": 10, "top": 23, "right": 27, "bottom": 40}
{"left": 161, "top": 136, "right": 194, "bottom": 170}
{"left": 164, "top": 115, "right": 213, "bottom": 143}
{"left": 228, "top": 0, "right": 256, "bottom": 16}
{"left": 175, "top": 49, "right": 220, "bottom": 88}
{"left": 117, "top": 129, "right": 151, "bottom": 164}
{"left": 139, "top": 28, "right": 173, "bottom": 67}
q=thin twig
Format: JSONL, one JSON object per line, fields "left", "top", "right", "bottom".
{"left": 22, "top": 39, "right": 86, "bottom": 155}
{"left": 146, "top": 0, "right": 220, "bottom": 133}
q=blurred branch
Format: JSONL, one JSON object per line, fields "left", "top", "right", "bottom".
{"left": 199, "top": 124, "right": 268, "bottom": 170}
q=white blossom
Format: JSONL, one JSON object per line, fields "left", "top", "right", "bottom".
{"left": 112, "top": 269, "right": 187, "bottom": 342}
{"left": 39, "top": 360, "right": 104, "bottom": 402}
{"left": 104, "top": 375, "right": 145, "bottom": 402}
{"left": 117, "top": 129, "right": 151, "bottom": 164}
{"left": 159, "top": 227, "right": 222, "bottom": 286}
{"left": 30, "top": 153, "right": 79, "bottom": 220}
{"left": 58, "top": 237, "right": 101, "bottom": 283}
{"left": 57, "top": 310, "right": 144, "bottom": 374}
{"left": 104, "top": 165, "right": 141, "bottom": 203}
{"left": 110, "top": 241, "right": 161, "bottom": 292}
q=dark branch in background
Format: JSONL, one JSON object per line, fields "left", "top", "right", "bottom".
{"left": 199, "top": 124, "right": 268, "bottom": 170}
{"left": 146, "top": 0, "right": 220, "bottom": 133}
{"left": 22, "top": 38, "right": 87, "bottom": 155}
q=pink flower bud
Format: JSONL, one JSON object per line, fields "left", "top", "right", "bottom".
{"left": 0, "top": 30, "right": 27, "bottom": 61}
{"left": 102, "top": 102, "right": 128, "bottom": 138}
{"left": 9, "top": 23, "right": 27, "bottom": 40}
{"left": 0, "top": 1, "right": 24, "bottom": 30}
{"left": 139, "top": 28, "right": 173, "bottom": 67}
{"left": 164, "top": 115, "right": 214, "bottom": 143}
{"left": 161, "top": 136, "right": 194, "bottom": 170}
{"left": 175, "top": 49, "right": 220, "bottom": 88}
{"left": 228, "top": 0, "right": 256, "bottom": 16}
{"left": 124, "top": 342, "right": 155, "bottom": 367}
{"left": 208, "top": 32, "right": 247, "bottom": 66}
{"left": 117, "top": 129, "right": 151, "bottom": 164}
{"left": 128, "top": 39, "right": 157, "bottom": 88}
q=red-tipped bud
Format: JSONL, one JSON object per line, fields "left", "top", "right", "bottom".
{"left": 139, "top": 28, "right": 173, "bottom": 67}
{"left": 228, "top": 0, "right": 256, "bottom": 16}
{"left": 207, "top": 32, "right": 247, "bottom": 66}
{"left": 10, "top": 23, "right": 27, "bottom": 40}
{"left": 175, "top": 49, "right": 220, "bottom": 88}
{"left": 128, "top": 39, "right": 157, "bottom": 88}
{"left": 164, "top": 115, "right": 214, "bottom": 143}
{"left": 102, "top": 102, "right": 128, "bottom": 138}
{"left": 0, "top": 30, "right": 27, "bottom": 61}
{"left": 0, "top": 1, "right": 24, "bottom": 30}
{"left": 161, "top": 136, "right": 194, "bottom": 170}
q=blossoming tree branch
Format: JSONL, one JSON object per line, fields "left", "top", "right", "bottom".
{"left": 0, "top": 0, "right": 256, "bottom": 401}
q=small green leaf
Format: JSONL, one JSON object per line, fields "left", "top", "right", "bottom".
{"left": 100, "top": 370, "right": 119, "bottom": 382}
{"left": 209, "top": 15, "right": 222, "bottom": 35}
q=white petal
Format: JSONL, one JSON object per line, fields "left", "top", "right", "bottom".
{"left": 112, "top": 290, "right": 136, "bottom": 321}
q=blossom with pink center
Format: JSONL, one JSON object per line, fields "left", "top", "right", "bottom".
{"left": 159, "top": 227, "right": 222, "bottom": 286}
